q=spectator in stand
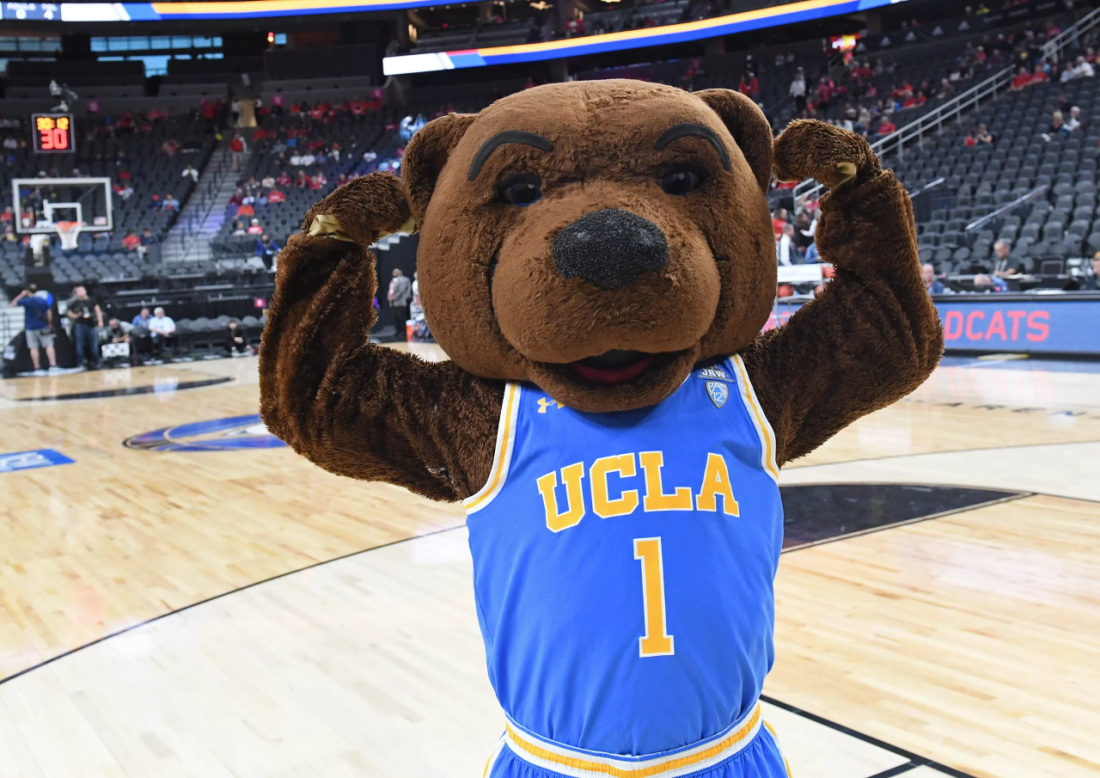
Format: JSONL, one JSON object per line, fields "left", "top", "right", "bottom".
{"left": 247, "top": 218, "right": 264, "bottom": 235}
{"left": 1062, "top": 55, "right": 1095, "bottom": 81}
{"left": 229, "top": 133, "right": 246, "bottom": 172}
{"left": 261, "top": 173, "right": 275, "bottom": 188}
{"left": 225, "top": 319, "right": 250, "bottom": 356}
{"left": 11, "top": 285, "right": 56, "bottom": 373}
{"left": 772, "top": 208, "right": 788, "bottom": 238}
{"left": 182, "top": 164, "right": 199, "bottom": 183}
{"left": 163, "top": 194, "right": 179, "bottom": 212}
{"left": 231, "top": 220, "right": 247, "bottom": 236}
{"left": 1030, "top": 64, "right": 1049, "bottom": 86}
{"left": 66, "top": 285, "right": 103, "bottom": 370}
{"left": 106, "top": 318, "right": 130, "bottom": 344}
{"left": 1042, "top": 110, "right": 1069, "bottom": 141}
{"left": 976, "top": 123, "right": 995, "bottom": 145}
{"left": 267, "top": 188, "right": 286, "bottom": 204}
{"left": 141, "top": 228, "right": 157, "bottom": 247}
{"left": 964, "top": 129, "right": 978, "bottom": 148}
{"left": 922, "top": 264, "right": 946, "bottom": 294}
{"left": 309, "top": 172, "right": 326, "bottom": 190}
{"left": 148, "top": 307, "right": 177, "bottom": 357}
{"left": 295, "top": 170, "right": 310, "bottom": 188}
{"left": 387, "top": 268, "right": 413, "bottom": 340}
{"left": 122, "top": 230, "right": 141, "bottom": 251}
{"left": 275, "top": 170, "right": 292, "bottom": 187}
{"left": 1012, "top": 66, "right": 1032, "bottom": 90}
{"left": 256, "top": 234, "right": 280, "bottom": 269}
{"left": 789, "top": 68, "right": 807, "bottom": 113}
{"left": 777, "top": 224, "right": 796, "bottom": 266}
{"left": 1065, "top": 106, "right": 1082, "bottom": 132}
{"left": 132, "top": 307, "right": 152, "bottom": 329}
{"left": 737, "top": 72, "right": 759, "bottom": 99}
{"left": 228, "top": 188, "right": 245, "bottom": 207}
{"left": 992, "top": 240, "right": 1026, "bottom": 277}
{"left": 1085, "top": 253, "right": 1100, "bottom": 289}
{"left": 877, "top": 117, "right": 897, "bottom": 137}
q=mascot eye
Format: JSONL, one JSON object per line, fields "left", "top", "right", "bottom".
{"left": 660, "top": 168, "right": 705, "bottom": 196}
{"left": 498, "top": 174, "right": 543, "bottom": 207}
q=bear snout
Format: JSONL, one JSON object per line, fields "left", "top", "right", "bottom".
{"left": 551, "top": 209, "right": 670, "bottom": 291}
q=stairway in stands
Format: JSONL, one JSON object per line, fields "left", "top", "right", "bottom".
{"left": 162, "top": 139, "right": 249, "bottom": 263}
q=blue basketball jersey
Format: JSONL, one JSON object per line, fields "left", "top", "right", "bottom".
{"left": 465, "top": 355, "right": 783, "bottom": 758}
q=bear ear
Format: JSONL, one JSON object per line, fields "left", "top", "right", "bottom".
{"left": 693, "top": 89, "right": 774, "bottom": 193}
{"left": 401, "top": 112, "right": 478, "bottom": 225}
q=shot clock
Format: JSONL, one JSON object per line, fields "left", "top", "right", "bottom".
{"left": 32, "top": 113, "right": 74, "bottom": 153}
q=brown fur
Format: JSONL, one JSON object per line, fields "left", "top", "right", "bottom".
{"left": 259, "top": 81, "right": 942, "bottom": 500}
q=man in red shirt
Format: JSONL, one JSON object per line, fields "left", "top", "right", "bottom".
{"left": 229, "top": 133, "right": 245, "bottom": 172}
{"left": 877, "top": 118, "right": 897, "bottom": 136}
{"left": 122, "top": 230, "right": 141, "bottom": 251}
{"left": 267, "top": 189, "right": 286, "bottom": 203}
{"left": 275, "top": 171, "right": 292, "bottom": 187}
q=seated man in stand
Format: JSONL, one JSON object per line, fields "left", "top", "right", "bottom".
{"left": 148, "top": 306, "right": 178, "bottom": 358}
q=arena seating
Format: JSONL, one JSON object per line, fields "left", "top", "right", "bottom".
{"left": 892, "top": 73, "right": 1100, "bottom": 275}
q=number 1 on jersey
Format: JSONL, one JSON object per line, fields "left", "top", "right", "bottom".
{"left": 634, "top": 537, "right": 675, "bottom": 657}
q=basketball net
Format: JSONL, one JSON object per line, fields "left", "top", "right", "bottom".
{"left": 54, "top": 221, "right": 83, "bottom": 251}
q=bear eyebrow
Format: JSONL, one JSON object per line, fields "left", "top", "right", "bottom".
{"left": 655, "top": 123, "right": 731, "bottom": 171}
{"left": 469, "top": 131, "right": 554, "bottom": 181}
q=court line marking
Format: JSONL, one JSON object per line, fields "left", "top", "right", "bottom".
{"left": 0, "top": 521, "right": 466, "bottom": 688}
{"left": 13, "top": 376, "right": 233, "bottom": 402}
{"left": 785, "top": 437, "right": 1100, "bottom": 471}
{"left": 760, "top": 696, "right": 979, "bottom": 778}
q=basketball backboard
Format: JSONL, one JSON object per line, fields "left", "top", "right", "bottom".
{"left": 11, "top": 177, "right": 113, "bottom": 234}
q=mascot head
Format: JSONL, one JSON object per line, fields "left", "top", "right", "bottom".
{"left": 401, "top": 80, "right": 777, "bottom": 413}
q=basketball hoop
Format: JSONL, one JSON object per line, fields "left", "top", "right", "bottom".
{"left": 54, "top": 221, "right": 83, "bottom": 251}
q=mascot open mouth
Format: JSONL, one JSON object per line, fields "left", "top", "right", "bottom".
{"left": 569, "top": 350, "right": 654, "bottom": 383}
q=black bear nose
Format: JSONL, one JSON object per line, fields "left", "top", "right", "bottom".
{"left": 552, "top": 208, "right": 670, "bottom": 291}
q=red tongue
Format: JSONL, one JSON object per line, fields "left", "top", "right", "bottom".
{"left": 569, "top": 355, "right": 653, "bottom": 383}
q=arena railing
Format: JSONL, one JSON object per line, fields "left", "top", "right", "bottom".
{"left": 965, "top": 185, "right": 1049, "bottom": 232}
{"left": 793, "top": 4, "right": 1100, "bottom": 208}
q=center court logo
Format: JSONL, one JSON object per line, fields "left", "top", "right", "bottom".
{"left": 124, "top": 414, "right": 287, "bottom": 452}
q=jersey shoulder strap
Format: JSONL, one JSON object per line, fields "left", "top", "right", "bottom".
{"left": 727, "top": 355, "right": 779, "bottom": 482}
{"left": 464, "top": 382, "right": 523, "bottom": 514}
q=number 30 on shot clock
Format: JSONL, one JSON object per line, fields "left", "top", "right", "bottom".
{"left": 31, "top": 113, "right": 73, "bottom": 153}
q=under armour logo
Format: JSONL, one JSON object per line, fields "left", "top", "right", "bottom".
{"left": 537, "top": 397, "right": 564, "bottom": 414}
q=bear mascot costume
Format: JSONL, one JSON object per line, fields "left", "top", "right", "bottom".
{"left": 260, "top": 81, "right": 943, "bottom": 778}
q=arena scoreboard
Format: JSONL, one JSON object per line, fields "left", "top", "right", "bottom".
{"left": 32, "top": 113, "right": 73, "bottom": 153}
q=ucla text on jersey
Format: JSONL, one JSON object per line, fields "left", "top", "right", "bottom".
{"left": 464, "top": 355, "right": 785, "bottom": 774}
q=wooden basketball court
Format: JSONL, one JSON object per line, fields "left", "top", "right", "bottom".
{"left": 0, "top": 348, "right": 1097, "bottom": 778}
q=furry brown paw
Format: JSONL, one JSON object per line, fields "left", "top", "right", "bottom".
{"left": 301, "top": 172, "right": 414, "bottom": 247}
{"left": 773, "top": 120, "right": 881, "bottom": 188}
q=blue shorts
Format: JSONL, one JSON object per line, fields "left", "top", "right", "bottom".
{"left": 484, "top": 704, "right": 791, "bottom": 778}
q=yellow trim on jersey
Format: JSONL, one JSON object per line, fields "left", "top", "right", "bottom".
{"left": 504, "top": 705, "right": 761, "bottom": 778}
{"left": 465, "top": 383, "right": 521, "bottom": 513}
{"left": 730, "top": 356, "right": 780, "bottom": 482}
{"left": 484, "top": 735, "right": 507, "bottom": 777}
{"left": 763, "top": 722, "right": 794, "bottom": 778}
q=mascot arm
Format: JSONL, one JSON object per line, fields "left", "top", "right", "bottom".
{"left": 741, "top": 120, "right": 944, "bottom": 466}
{"left": 259, "top": 173, "right": 504, "bottom": 502}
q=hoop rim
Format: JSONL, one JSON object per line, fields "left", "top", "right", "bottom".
{"left": 53, "top": 220, "right": 85, "bottom": 233}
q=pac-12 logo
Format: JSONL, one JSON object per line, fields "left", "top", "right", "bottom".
{"left": 706, "top": 381, "right": 729, "bottom": 409}
{"left": 125, "top": 414, "right": 287, "bottom": 452}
